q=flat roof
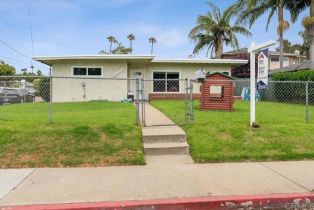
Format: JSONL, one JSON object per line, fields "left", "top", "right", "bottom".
{"left": 151, "top": 58, "right": 247, "bottom": 64}
{"left": 33, "top": 54, "right": 248, "bottom": 66}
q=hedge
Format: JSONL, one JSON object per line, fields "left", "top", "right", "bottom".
{"left": 265, "top": 70, "right": 314, "bottom": 104}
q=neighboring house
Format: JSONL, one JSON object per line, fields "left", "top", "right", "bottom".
{"left": 222, "top": 48, "right": 306, "bottom": 78}
{"left": 34, "top": 54, "right": 247, "bottom": 102}
{"left": 268, "top": 51, "right": 306, "bottom": 71}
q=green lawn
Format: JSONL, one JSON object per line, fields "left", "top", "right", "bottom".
{"left": 0, "top": 102, "right": 144, "bottom": 168}
{"left": 151, "top": 100, "right": 314, "bottom": 162}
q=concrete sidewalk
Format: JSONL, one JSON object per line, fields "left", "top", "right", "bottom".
{"left": 1, "top": 160, "right": 314, "bottom": 206}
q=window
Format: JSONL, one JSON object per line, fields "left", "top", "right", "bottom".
{"left": 153, "top": 72, "right": 179, "bottom": 92}
{"left": 88, "top": 68, "right": 102, "bottom": 76}
{"left": 210, "top": 85, "right": 224, "bottom": 98}
{"left": 73, "top": 68, "right": 87, "bottom": 76}
{"left": 73, "top": 67, "right": 102, "bottom": 76}
{"left": 271, "top": 56, "right": 288, "bottom": 62}
{"left": 271, "top": 56, "right": 279, "bottom": 62}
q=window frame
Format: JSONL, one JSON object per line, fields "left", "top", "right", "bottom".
{"left": 72, "top": 66, "right": 103, "bottom": 77}
{"left": 152, "top": 70, "right": 181, "bottom": 93}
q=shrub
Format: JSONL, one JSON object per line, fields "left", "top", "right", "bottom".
{"left": 270, "top": 70, "right": 314, "bottom": 104}
{"left": 38, "top": 77, "right": 50, "bottom": 102}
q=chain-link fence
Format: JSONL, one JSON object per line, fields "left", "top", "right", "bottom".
{"left": 0, "top": 76, "right": 141, "bottom": 126}
{"left": 141, "top": 79, "right": 189, "bottom": 126}
{"left": 1, "top": 76, "right": 312, "bottom": 127}
{"left": 186, "top": 79, "right": 314, "bottom": 125}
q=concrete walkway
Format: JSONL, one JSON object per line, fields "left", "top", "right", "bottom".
{"left": 1, "top": 161, "right": 314, "bottom": 206}
{"left": 141, "top": 103, "right": 191, "bottom": 158}
{"left": 141, "top": 102, "right": 175, "bottom": 127}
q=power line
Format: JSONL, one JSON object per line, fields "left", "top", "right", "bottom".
{"left": 28, "top": 1, "right": 35, "bottom": 57}
{"left": 0, "top": 59, "right": 28, "bottom": 66}
{"left": 0, "top": 39, "right": 32, "bottom": 60}
{"left": 0, "top": 56, "right": 29, "bottom": 64}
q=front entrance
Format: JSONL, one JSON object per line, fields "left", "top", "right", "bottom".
{"left": 129, "top": 69, "right": 144, "bottom": 100}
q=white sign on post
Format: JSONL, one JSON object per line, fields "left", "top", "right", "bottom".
{"left": 257, "top": 49, "right": 269, "bottom": 90}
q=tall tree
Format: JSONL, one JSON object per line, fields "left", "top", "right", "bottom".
{"left": 127, "top": 34, "right": 135, "bottom": 53}
{"left": 107, "top": 36, "right": 118, "bottom": 53}
{"left": 0, "top": 61, "right": 15, "bottom": 76}
{"left": 149, "top": 37, "right": 157, "bottom": 54}
{"left": 230, "top": 0, "right": 297, "bottom": 68}
{"left": 111, "top": 43, "right": 132, "bottom": 54}
{"left": 189, "top": 2, "right": 251, "bottom": 59}
{"left": 288, "top": 0, "right": 313, "bottom": 68}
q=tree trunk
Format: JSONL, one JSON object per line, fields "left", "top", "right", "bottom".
{"left": 310, "top": 0, "right": 314, "bottom": 69}
{"left": 215, "top": 36, "right": 223, "bottom": 59}
{"left": 130, "top": 40, "right": 133, "bottom": 54}
{"left": 151, "top": 43, "right": 154, "bottom": 54}
{"left": 110, "top": 42, "right": 112, "bottom": 54}
{"left": 278, "top": 7, "right": 284, "bottom": 69}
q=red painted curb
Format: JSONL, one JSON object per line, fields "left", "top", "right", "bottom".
{"left": 2, "top": 193, "right": 314, "bottom": 210}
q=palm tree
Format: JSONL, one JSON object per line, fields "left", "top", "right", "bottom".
{"left": 189, "top": 2, "right": 251, "bottom": 59}
{"left": 288, "top": 0, "right": 313, "bottom": 68}
{"left": 107, "top": 36, "right": 118, "bottom": 54}
{"left": 149, "top": 37, "right": 157, "bottom": 54}
{"left": 127, "top": 34, "right": 135, "bottom": 53}
{"left": 230, "top": 0, "right": 297, "bottom": 69}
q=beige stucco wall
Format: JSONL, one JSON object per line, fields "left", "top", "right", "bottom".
{"left": 51, "top": 60, "right": 128, "bottom": 102}
{"left": 269, "top": 56, "right": 294, "bottom": 70}
{"left": 145, "top": 63, "right": 232, "bottom": 95}
{"left": 50, "top": 60, "right": 233, "bottom": 102}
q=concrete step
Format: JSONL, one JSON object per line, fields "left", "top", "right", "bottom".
{"left": 142, "top": 125, "right": 186, "bottom": 143}
{"left": 143, "top": 142, "right": 189, "bottom": 155}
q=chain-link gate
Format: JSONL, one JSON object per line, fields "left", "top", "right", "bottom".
{"left": 140, "top": 78, "right": 190, "bottom": 127}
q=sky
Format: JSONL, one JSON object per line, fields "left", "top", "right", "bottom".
{"left": 0, "top": 0, "right": 309, "bottom": 75}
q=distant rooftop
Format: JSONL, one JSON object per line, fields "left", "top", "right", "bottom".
{"left": 270, "top": 60, "right": 312, "bottom": 74}
{"left": 223, "top": 48, "right": 304, "bottom": 57}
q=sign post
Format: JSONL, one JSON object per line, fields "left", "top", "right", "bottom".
{"left": 249, "top": 41, "right": 276, "bottom": 127}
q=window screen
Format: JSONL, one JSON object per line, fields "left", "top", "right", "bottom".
{"left": 153, "top": 72, "right": 166, "bottom": 92}
{"left": 153, "top": 72, "right": 179, "bottom": 92}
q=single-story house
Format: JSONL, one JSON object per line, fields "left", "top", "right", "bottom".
{"left": 34, "top": 54, "right": 247, "bottom": 102}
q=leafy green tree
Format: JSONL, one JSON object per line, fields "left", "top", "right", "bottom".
{"left": 36, "top": 70, "right": 43, "bottom": 76}
{"left": 111, "top": 43, "right": 132, "bottom": 54}
{"left": 299, "top": 30, "right": 310, "bottom": 59}
{"left": 107, "top": 36, "right": 118, "bottom": 53}
{"left": 189, "top": 2, "right": 251, "bottom": 59}
{"left": 127, "top": 34, "right": 135, "bottom": 53}
{"left": 149, "top": 37, "right": 157, "bottom": 54}
{"left": 229, "top": 0, "right": 298, "bottom": 68}
{"left": 0, "top": 60, "right": 16, "bottom": 75}
{"left": 288, "top": 0, "right": 313, "bottom": 68}
{"left": 275, "top": 39, "right": 304, "bottom": 55}
{"left": 38, "top": 77, "right": 50, "bottom": 102}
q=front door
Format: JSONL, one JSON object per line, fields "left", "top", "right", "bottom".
{"left": 129, "top": 70, "right": 144, "bottom": 100}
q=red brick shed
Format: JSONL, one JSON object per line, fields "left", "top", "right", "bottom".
{"left": 200, "top": 72, "right": 234, "bottom": 111}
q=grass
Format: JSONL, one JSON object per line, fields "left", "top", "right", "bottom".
{"left": 0, "top": 102, "right": 144, "bottom": 168}
{"left": 151, "top": 100, "right": 314, "bottom": 162}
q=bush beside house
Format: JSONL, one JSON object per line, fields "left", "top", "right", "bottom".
{"left": 261, "top": 70, "right": 314, "bottom": 104}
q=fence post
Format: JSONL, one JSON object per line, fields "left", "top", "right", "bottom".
{"left": 49, "top": 68, "right": 53, "bottom": 125}
{"left": 306, "top": 81, "right": 309, "bottom": 124}
{"left": 135, "top": 78, "right": 140, "bottom": 125}
{"left": 189, "top": 79, "right": 194, "bottom": 124}
{"left": 185, "top": 78, "right": 188, "bottom": 125}
{"left": 141, "top": 78, "right": 145, "bottom": 126}
{"left": 4, "top": 80, "right": 7, "bottom": 105}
